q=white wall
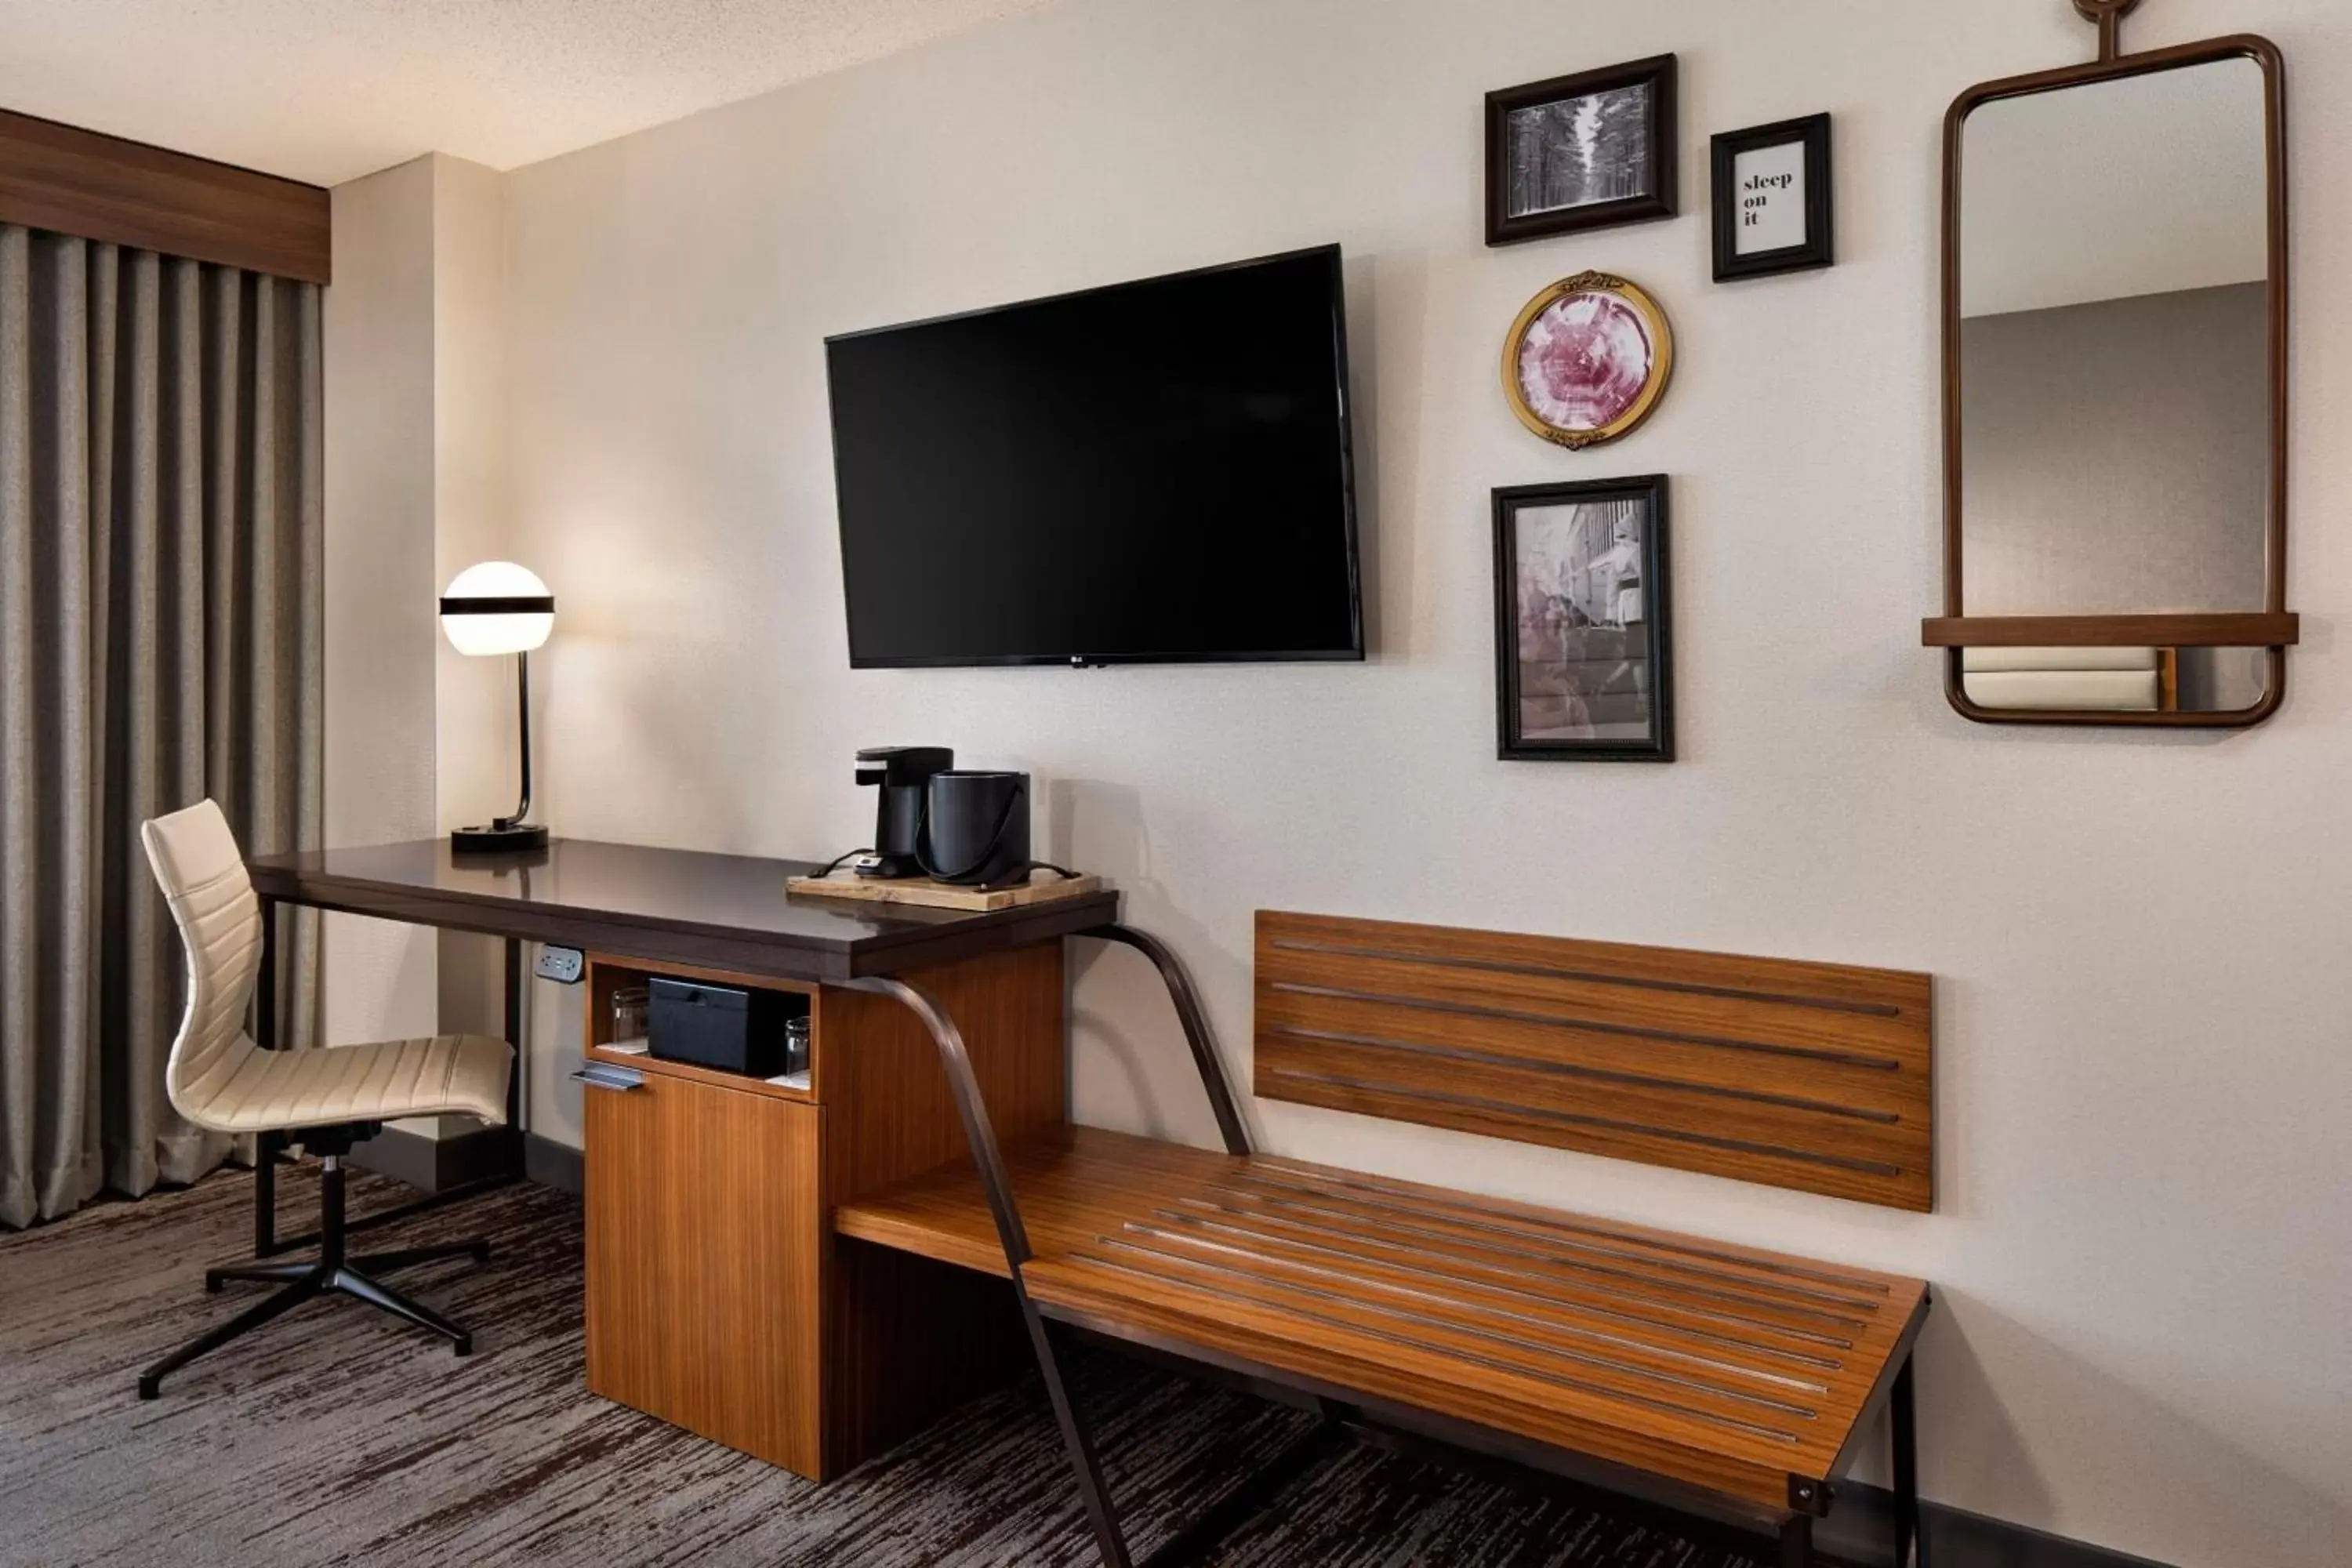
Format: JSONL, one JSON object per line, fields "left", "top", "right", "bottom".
{"left": 1960, "top": 55, "right": 2269, "bottom": 317}
{"left": 426, "top": 156, "right": 522, "bottom": 1058}
{"left": 323, "top": 158, "right": 439, "bottom": 1054}
{"left": 431, "top": 155, "right": 515, "bottom": 836}
{"left": 325, "top": 153, "right": 518, "bottom": 1126}
{"left": 481, "top": 2, "right": 2352, "bottom": 1563}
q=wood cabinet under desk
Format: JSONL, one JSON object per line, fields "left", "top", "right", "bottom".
{"left": 579, "top": 942, "right": 1064, "bottom": 1479}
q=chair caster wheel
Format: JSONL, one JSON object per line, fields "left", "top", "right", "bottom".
{"left": 203, "top": 1272, "right": 224, "bottom": 1294}
{"left": 137, "top": 1377, "right": 160, "bottom": 1400}
{"left": 454, "top": 1335, "right": 474, "bottom": 1358}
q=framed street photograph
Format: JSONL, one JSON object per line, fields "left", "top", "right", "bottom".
{"left": 1486, "top": 55, "right": 1679, "bottom": 245}
{"left": 1711, "top": 113, "right": 1835, "bottom": 281}
{"left": 1493, "top": 475, "right": 1672, "bottom": 761}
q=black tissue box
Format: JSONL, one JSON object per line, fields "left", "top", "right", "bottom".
{"left": 648, "top": 976, "right": 800, "bottom": 1078}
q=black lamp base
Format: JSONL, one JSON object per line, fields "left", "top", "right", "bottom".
{"left": 451, "top": 822, "right": 550, "bottom": 854}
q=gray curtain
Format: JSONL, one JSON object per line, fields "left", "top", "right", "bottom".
{"left": 0, "top": 223, "right": 323, "bottom": 1230}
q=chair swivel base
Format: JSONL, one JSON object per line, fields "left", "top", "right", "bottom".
{"left": 137, "top": 1250, "right": 488, "bottom": 1399}
{"left": 137, "top": 1138, "right": 493, "bottom": 1400}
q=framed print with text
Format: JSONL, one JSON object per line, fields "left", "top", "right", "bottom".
{"left": 1711, "top": 113, "right": 1834, "bottom": 281}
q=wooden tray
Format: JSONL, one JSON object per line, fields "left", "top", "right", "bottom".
{"left": 786, "top": 870, "right": 1102, "bottom": 913}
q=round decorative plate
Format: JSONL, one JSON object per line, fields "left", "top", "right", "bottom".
{"left": 1501, "top": 271, "right": 1674, "bottom": 449}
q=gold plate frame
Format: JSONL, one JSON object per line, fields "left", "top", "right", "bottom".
{"left": 1501, "top": 271, "right": 1675, "bottom": 450}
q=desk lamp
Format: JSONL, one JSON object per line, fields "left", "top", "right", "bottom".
{"left": 440, "top": 561, "right": 554, "bottom": 852}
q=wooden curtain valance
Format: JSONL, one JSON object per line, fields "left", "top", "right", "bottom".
{"left": 0, "top": 109, "right": 328, "bottom": 285}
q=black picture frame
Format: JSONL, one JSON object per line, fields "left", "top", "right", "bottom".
{"left": 1711, "top": 113, "right": 1835, "bottom": 281}
{"left": 1493, "top": 475, "right": 1673, "bottom": 762}
{"left": 1485, "top": 56, "right": 1679, "bottom": 246}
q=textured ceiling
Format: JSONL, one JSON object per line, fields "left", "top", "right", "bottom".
{"left": 0, "top": 0, "right": 1050, "bottom": 186}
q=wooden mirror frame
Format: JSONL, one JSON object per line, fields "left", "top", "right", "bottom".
{"left": 1922, "top": 13, "right": 2294, "bottom": 729}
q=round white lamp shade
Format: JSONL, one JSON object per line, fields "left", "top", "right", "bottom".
{"left": 440, "top": 561, "right": 554, "bottom": 656}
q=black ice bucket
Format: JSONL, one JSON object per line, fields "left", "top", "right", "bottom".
{"left": 924, "top": 771, "right": 1031, "bottom": 887}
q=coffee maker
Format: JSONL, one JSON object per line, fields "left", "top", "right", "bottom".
{"left": 851, "top": 746, "right": 1034, "bottom": 887}
{"left": 851, "top": 746, "right": 953, "bottom": 879}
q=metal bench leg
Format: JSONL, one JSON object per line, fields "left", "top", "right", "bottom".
{"left": 1778, "top": 1512, "right": 1813, "bottom": 1568}
{"left": 1083, "top": 924, "right": 1250, "bottom": 1156}
{"left": 1027, "top": 1313, "right": 1134, "bottom": 1568}
{"left": 852, "top": 954, "right": 1330, "bottom": 1568}
{"left": 848, "top": 975, "right": 1138, "bottom": 1568}
{"left": 1893, "top": 1354, "right": 1922, "bottom": 1567}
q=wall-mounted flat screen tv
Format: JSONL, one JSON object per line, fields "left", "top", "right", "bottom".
{"left": 826, "top": 245, "right": 1361, "bottom": 667}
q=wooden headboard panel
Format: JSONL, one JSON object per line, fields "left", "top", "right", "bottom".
{"left": 1252, "top": 912, "right": 1933, "bottom": 1211}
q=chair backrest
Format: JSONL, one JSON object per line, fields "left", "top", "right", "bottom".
{"left": 141, "top": 799, "right": 263, "bottom": 1129}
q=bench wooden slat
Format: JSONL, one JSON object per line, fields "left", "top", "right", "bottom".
{"left": 1243, "top": 1158, "right": 1899, "bottom": 1298}
{"left": 1254, "top": 912, "right": 1935, "bottom": 1211}
{"left": 1067, "top": 1232, "right": 1837, "bottom": 1423}
{"left": 1107, "top": 1206, "right": 1849, "bottom": 1385}
{"left": 1137, "top": 1195, "right": 1867, "bottom": 1359}
{"left": 1029, "top": 1257, "right": 1809, "bottom": 1511}
{"left": 1256, "top": 982, "right": 1926, "bottom": 1116}
{"left": 1258, "top": 1033, "right": 1927, "bottom": 1175}
{"left": 833, "top": 1125, "right": 1930, "bottom": 1510}
{"left": 1196, "top": 1177, "right": 1890, "bottom": 1321}
{"left": 1258, "top": 945, "right": 1931, "bottom": 1064}
{"left": 1258, "top": 912, "right": 1932, "bottom": 1018}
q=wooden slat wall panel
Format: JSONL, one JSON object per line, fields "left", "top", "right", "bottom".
{"left": 1254, "top": 912, "right": 1934, "bottom": 1211}
{"left": 0, "top": 109, "right": 329, "bottom": 283}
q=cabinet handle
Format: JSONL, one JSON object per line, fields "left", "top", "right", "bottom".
{"left": 571, "top": 1064, "right": 646, "bottom": 1093}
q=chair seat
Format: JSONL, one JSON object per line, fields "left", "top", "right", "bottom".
{"left": 178, "top": 1033, "right": 512, "bottom": 1133}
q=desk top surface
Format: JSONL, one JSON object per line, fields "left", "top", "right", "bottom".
{"left": 246, "top": 837, "right": 1119, "bottom": 982}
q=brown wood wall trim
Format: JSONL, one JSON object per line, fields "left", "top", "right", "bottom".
{"left": 0, "top": 108, "right": 329, "bottom": 284}
{"left": 1253, "top": 912, "right": 1935, "bottom": 1212}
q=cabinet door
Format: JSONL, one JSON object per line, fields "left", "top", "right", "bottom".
{"left": 583, "top": 1067, "right": 825, "bottom": 1475}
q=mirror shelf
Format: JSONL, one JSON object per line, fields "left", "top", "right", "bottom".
{"left": 1921, "top": 613, "right": 2299, "bottom": 649}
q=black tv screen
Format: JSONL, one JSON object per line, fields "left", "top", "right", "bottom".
{"left": 826, "top": 245, "right": 1360, "bottom": 667}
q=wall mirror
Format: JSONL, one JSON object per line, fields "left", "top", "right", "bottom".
{"left": 1923, "top": 2, "right": 2294, "bottom": 728}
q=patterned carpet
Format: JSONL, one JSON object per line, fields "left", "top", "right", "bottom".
{"left": 0, "top": 1164, "right": 1769, "bottom": 1567}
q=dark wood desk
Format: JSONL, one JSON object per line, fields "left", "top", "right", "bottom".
{"left": 243, "top": 836, "right": 1125, "bottom": 1477}
{"left": 246, "top": 836, "right": 1120, "bottom": 984}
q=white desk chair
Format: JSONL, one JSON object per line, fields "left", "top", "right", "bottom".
{"left": 137, "top": 798, "right": 514, "bottom": 1399}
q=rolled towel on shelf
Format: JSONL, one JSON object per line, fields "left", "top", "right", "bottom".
{"left": 1962, "top": 668, "right": 2161, "bottom": 711}
{"left": 1961, "top": 645, "right": 2160, "bottom": 673}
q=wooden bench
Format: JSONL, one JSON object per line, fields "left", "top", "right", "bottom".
{"left": 835, "top": 916, "right": 1933, "bottom": 1567}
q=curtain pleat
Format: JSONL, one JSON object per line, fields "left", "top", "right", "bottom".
{"left": 0, "top": 223, "right": 321, "bottom": 1229}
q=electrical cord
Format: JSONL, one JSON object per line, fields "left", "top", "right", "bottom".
{"left": 808, "top": 783, "right": 1084, "bottom": 891}
{"left": 806, "top": 846, "right": 1076, "bottom": 890}
{"left": 804, "top": 847, "right": 876, "bottom": 880}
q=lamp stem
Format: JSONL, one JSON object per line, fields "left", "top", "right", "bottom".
{"left": 499, "top": 648, "right": 534, "bottom": 829}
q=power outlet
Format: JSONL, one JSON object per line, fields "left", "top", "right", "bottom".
{"left": 535, "top": 946, "right": 585, "bottom": 985}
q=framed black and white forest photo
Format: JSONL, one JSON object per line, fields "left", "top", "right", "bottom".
{"left": 1493, "top": 476, "right": 1672, "bottom": 762}
{"left": 1485, "top": 56, "right": 1679, "bottom": 245}
{"left": 1711, "top": 113, "right": 1834, "bottom": 281}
